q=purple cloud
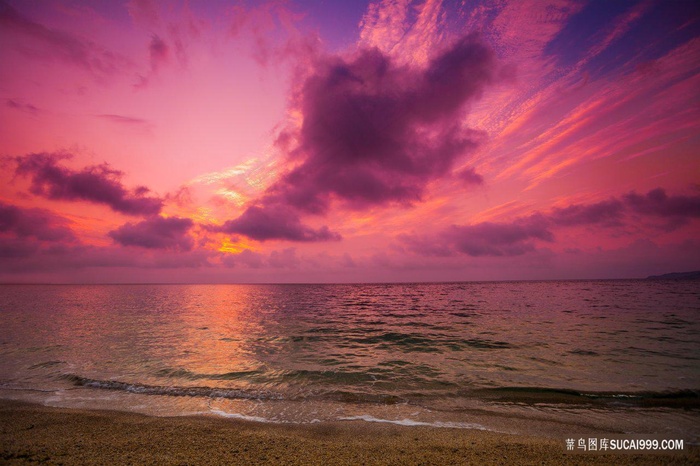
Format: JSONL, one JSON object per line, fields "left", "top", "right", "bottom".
{"left": 223, "top": 34, "right": 497, "bottom": 242}
{"left": 127, "top": 0, "right": 160, "bottom": 29}
{"left": 272, "top": 34, "right": 495, "bottom": 212}
{"left": 215, "top": 205, "right": 341, "bottom": 242}
{"left": 0, "top": 201, "right": 77, "bottom": 260}
{"left": 550, "top": 199, "right": 624, "bottom": 226}
{"left": 108, "top": 216, "right": 194, "bottom": 251}
{"left": 402, "top": 215, "right": 553, "bottom": 258}
{"left": 1, "top": 241, "right": 213, "bottom": 273}
{"left": 0, "top": 1, "right": 130, "bottom": 78}
{"left": 268, "top": 247, "right": 300, "bottom": 268}
{"left": 402, "top": 188, "right": 700, "bottom": 258}
{"left": 456, "top": 167, "right": 484, "bottom": 185}
{"left": 624, "top": 188, "right": 700, "bottom": 218}
{"left": 14, "top": 152, "right": 163, "bottom": 216}
{"left": 238, "top": 249, "right": 265, "bottom": 268}
{"left": 0, "top": 201, "right": 76, "bottom": 242}
{"left": 548, "top": 189, "right": 700, "bottom": 229}
{"left": 220, "top": 248, "right": 301, "bottom": 269}
{"left": 96, "top": 114, "right": 150, "bottom": 126}
{"left": 398, "top": 234, "right": 454, "bottom": 257}
{"left": 0, "top": 238, "right": 40, "bottom": 259}
{"left": 6, "top": 98, "right": 39, "bottom": 115}
{"left": 0, "top": 203, "right": 209, "bottom": 272}
{"left": 149, "top": 34, "right": 169, "bottom": 71}
{"left": 444, "top": 215, "right": 554, "bottom": 257}
{"left": 134, "top": 34, "right": 171, "bottom": 88}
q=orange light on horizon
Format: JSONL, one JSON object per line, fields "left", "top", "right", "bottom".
{"left": 218, "top": 237, "right": 254, "bottom": 255}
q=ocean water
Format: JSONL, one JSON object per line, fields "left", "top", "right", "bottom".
{"left": 0, "top": 281, "right": 698, "bottom": 439}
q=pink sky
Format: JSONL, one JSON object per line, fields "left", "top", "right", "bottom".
{"left": 1, "top": 0, "right": 699, "bottom": 283}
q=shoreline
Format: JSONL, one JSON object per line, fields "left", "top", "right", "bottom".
{"left": 2, "top": 399, "right": 697, "bottom": 465}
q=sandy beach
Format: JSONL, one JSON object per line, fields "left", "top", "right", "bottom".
{"left": 1, "top": 400, "right": 696, "bottom": 465}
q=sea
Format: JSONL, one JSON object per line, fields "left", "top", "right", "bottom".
{"left": 1, "top": 280, "right": 698, "bottom": 441}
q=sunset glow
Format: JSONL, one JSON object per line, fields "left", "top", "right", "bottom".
{"left": 1, "top": 0, "right": 699, "bottom": 283}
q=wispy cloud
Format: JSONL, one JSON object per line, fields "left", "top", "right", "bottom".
{"left": 226, "top": 1, "right": 303, "bottom": 66}
{"left": 476, "top": 2, "right": 700, "bottom": 189}
{"left": 92, "top": 114, "right": 154, "bottom": 138}
{"left": 96, "top": 114, "right": 151, "bottom": 127}
{"left": 0, "top": 0, "right": 132, "bottom": 80}
{"left": 127, "top": 0, "right": 160, "bottom": 29}
{"left": 5, "top": 98, "right": 39, "bottom": 115}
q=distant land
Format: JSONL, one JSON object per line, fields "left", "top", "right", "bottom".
{"left": 646, "top": 271, "right": 700, "bottom": 280}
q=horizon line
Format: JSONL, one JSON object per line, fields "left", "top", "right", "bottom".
{"left": 2, "top": 275, "right": 697, "bottom": 286}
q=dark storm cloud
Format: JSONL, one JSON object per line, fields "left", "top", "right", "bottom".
{"left": 108, "top": 216, "right": 194, "bottom": 251}
{"left": 13, "top": 153, "right": 163, "bottom": 216}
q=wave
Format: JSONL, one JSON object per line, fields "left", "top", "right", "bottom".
{"left": 337, "top": 415, "right": 489, "bottom": 430}
{"left": 61, "top": 374, "right": 282, "bottom": 400}
{"left": 209, "top": 410, "right": 273, "bottom": 423}
{"left": 467, "top": 387, "right": 700, "bottom": 408}
{"left": 61, "top": 374, "right": 411, "bottom": 404}
{"left": 151, "top": 366, "right": 457, "bottom": 391}
{"left": 154, "top": 368, "right": 266, "bottom": 381}
{"left": 209, "top": 410, "right": 501, "bottom": 431}
{"left": 213, "top": 410, "right": 498, "bottom": 431}
{"left": 61, "top": 374, "right": 700, "bottom": 409}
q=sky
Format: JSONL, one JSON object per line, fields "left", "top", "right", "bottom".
{"left": 1, "top": 0, "right": 699, "bottom": 283}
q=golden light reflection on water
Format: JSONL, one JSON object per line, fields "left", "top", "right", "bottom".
{"left": 14, "top": 285, "right": 274, "bottom": 389}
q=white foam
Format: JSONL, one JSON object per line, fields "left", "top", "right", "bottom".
{"left": 209, "top": 409, "right": 275, "bottom": 423}
{"left": 337, "top": 414, "right": 488, "bottom": 430}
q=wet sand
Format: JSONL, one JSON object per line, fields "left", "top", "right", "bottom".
{"left": 1, "top": 399, "right": 696, "bottom": 465}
